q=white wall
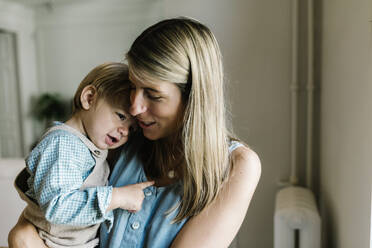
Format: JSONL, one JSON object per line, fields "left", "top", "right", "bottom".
{"left": 0, "top": 0, "right": 38, "bottom": 155}
{"left": 34, "top": 0, "right": 163, "bottom": 99}
{"left": 319, "top": 0, "right": 372, "bottom": 247}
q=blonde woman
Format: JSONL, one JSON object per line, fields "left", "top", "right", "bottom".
{"left": 9, "top": 17, "right": 261, "bottom": 248}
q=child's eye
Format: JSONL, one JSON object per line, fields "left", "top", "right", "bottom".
{"left": 116, "top": 112, "right": 127, "bottom": 121}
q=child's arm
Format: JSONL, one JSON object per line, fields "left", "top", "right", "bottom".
{"left": 107, "top": 181, "right": 154, "bottom": 212}
{"left": 8, "top": 182, "right": 154, "bottom": 248}
{"left": 27, "top": 133, "right": 114, "bottom": 226}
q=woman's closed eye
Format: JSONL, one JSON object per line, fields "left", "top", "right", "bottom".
{"left": 129, "top": 80, "right": 163, "bottom": 101}
{"left": 116, "top": 112, "right": 127, "bottom": 121}
{"left": 145, "top": 90, "right": 162, "bottom": 101}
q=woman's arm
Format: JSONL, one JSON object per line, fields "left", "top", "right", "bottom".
{"left": 8, "top": 213, "right": 47, "bottom": 248}
{"left": 171, "top": 146, "right": 261, "bottom": 248}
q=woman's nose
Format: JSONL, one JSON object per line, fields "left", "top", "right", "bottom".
{"left": 130, "top": 90, "right": 147, "bottom": 116}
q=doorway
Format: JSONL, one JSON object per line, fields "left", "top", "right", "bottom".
{"left": 0, "top": 30, "right": 24, "bottom": 157}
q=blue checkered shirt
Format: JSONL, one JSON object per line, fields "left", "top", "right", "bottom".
{"left": 25, "top": 127, "right": 113, "bottom": 228}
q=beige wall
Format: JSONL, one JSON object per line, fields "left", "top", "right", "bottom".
{"left": 318, "top": 0, "right": 372, "bottom": 247}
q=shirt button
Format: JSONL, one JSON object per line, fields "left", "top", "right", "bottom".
{"left": 145, "top": 190, "right": 152, "bottom": 197}
{"left": 132, "top": 221, "right": 140, "bottom": 230}
{"left": 94, "top": 150, "right": 101, "bottom": 155}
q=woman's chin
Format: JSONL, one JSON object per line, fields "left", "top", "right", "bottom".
{"left": 142, "top": 128, "right": 164, "bottom": 141}
{"left": 143, "top": 132, "right": 159, "bottom": 140}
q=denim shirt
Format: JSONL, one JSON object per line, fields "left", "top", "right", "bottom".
{"left": 100, "top": 139, "right": 243, "bottom": 248}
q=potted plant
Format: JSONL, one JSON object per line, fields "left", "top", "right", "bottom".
{"left": 30, "top": 93, "right": 71, "bottom": 149}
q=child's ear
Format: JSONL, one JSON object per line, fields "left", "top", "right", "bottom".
{"left": 80, "top": 85, "right": 97, "bottom": 110}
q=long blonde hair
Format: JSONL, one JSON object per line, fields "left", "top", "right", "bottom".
{"left": 127, "top": 17, "right": 232, "bottom": 222}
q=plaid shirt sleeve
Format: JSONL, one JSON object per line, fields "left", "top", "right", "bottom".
{"left": 26, "top": 131, "right": 114, "bottom": 228}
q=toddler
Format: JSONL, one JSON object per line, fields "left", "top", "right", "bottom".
{"left": 15, "top": 62, "right": 153, "bottom": 248}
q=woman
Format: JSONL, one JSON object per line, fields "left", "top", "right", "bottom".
{"left": 9, "top": 17, "right": 261, "bottom": 247}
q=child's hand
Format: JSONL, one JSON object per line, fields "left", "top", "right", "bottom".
{"left": 109, "top": 181, "right": 155, "bottom": 212}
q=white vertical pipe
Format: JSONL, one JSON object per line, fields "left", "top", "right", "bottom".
{"left": 306, "top": 0, "right": 315, "bottom": 189}
{"left": 290, "top": 0, "right": 299, "bottom": 185}
{"left": 370, "top": 185, "right": 372, "bottom": 248}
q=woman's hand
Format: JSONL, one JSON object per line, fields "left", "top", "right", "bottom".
{"left": 171, "top": 146, "right": 261, "bottom": 248}
{"left": 108, "top": 181, "right": 155, "bottom": 212}
{"left": 8, "top": 212, "right": 47, "bottom": 248}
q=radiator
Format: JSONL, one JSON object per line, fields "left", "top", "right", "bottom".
{"left": 274, "top": 186, "right": 321, "bottom": 248}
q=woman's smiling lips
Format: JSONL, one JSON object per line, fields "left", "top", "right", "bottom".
{"left": 137, "top": 119, "right": 156, "bottom": 129}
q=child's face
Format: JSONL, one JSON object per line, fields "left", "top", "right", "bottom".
{"left": 82, "top": 99, "right": 135, "bottom": 150}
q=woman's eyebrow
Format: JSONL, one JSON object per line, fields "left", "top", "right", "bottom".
{"left": 144, "top": 87, "right": 161, "bottom": 93}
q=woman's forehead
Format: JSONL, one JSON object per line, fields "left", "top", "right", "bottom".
{"left": 129, "top": 72, "right": 168, "bottom": 90}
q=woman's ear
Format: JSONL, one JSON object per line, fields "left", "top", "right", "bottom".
{"left": 80, "top": 85, "right": 97, "bottom": 110}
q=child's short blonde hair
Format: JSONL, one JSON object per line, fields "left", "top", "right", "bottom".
{"left": 72, "top": 62, "right": 131, "bottom": 114}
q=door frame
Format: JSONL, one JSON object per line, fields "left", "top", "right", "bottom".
{"left": 0, "top": 1, "right": 39, "bottom": 155}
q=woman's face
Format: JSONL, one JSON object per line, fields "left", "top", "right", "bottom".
{"left": 129, "top": 73, "right": 185, "bottom": 140}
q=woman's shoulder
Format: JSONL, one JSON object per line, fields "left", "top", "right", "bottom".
{"left": 231, "top": 144, "right": 259, "bottom": 164}
{"left": 229, "top": 144, "right": 261, "bottom": 187}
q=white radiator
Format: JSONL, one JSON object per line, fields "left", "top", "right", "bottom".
{"left": 274, "top": 186, "right": 321, "bottom": 248}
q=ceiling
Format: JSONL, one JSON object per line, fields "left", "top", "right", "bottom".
{"left": 8, "top": 0, "right": 81, "bottom": 6}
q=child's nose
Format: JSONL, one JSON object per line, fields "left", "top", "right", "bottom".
{"left": 118, "top": 125, "right": 129, "bottom": 137}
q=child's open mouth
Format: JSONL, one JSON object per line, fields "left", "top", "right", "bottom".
{"left": 105, "top": 134, "right": 118, "bottom": 146}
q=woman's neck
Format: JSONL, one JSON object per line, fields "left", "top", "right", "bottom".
{"left": 143, "top": 136, "right": 185, "bottom": 186}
